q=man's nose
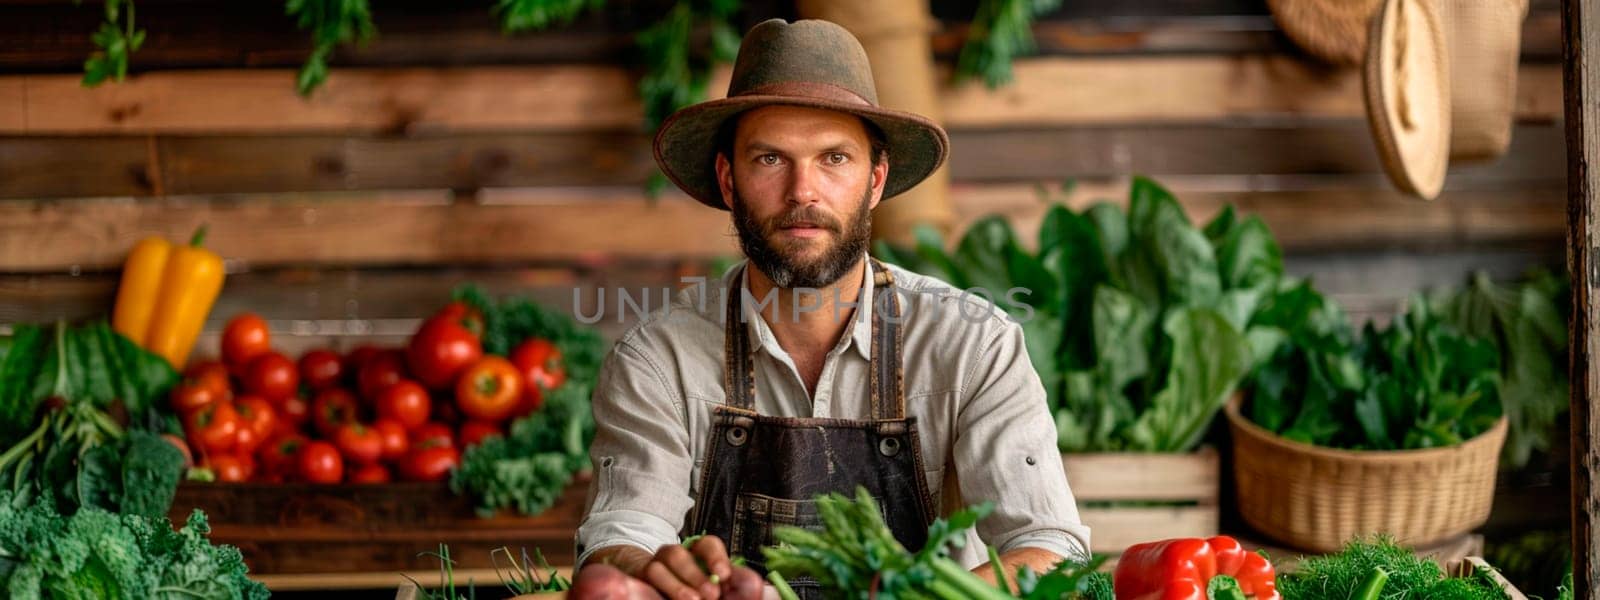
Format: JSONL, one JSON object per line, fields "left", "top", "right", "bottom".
{"left": 786, "top": 160, "right": 822, "bottom": 205}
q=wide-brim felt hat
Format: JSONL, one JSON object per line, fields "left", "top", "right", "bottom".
{"left": 652, "top": 18, "right": 951, "bottom": 210}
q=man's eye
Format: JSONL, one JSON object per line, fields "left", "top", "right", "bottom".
{"left": 758, "top": 154, "right": 780, "bottom": 166}
{"left": 827, "top": 153, "right": 848, "bottom": 165}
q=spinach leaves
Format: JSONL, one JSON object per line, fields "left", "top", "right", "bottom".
{"left": 1246, "top": 289, "right": 1504, "bottom": 451}
{"left": 877, "top": 177, "right": 1282, "bottom": 452}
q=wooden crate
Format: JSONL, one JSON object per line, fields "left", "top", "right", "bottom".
{"left": 1061, "top": 447, "right": 1220, "bottom": 554}
{"left": 169, "top": 479, "right": 588, "bottom": 576}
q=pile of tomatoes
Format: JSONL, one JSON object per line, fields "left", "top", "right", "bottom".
{"left": 172, "top": 302, "right": 565, "bottom": 485}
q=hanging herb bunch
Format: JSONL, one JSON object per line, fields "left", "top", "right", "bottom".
{"left": 955, "top": 0, "right": 1061, "bottom": 88}
{"left": 636, "top": 0, "right": 743, "bottom": 193}
{"left": 285, "top": 0, "right": 377, "bottom": 96}
{"left": 80, "top": 0, "right": 145, "bottom": 86}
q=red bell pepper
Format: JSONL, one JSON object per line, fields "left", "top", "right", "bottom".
{"left": 1113, "top": 536, "right": 1281, "bottom": 600}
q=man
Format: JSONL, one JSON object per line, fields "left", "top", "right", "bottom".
{"left": 571, "top": 18, "right": 1088, "bottom": 599}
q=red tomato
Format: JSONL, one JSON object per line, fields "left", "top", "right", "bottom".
{"left": 169, "top": 379, "right": 224, "bottom": 416}
{"left": 312, "top": 388, "right": 361, "bottom": 438}
{"left": 233, "top": 423, "right": 265, "bottom": 457}
{"left": 236, "top": 395, "right": 278, "bottom": 441}
{"left": 399, "top": 446, "right": 460, "bottom": 482}
{"left": 298, "top": 349, "right": 344, "bottom": 391}
{"left": 162, "top": 433, "right": 195, "bottom": 469}
{"left": 343, "top": 345, "right": 382, "bottom": 379}
{"left": 244, "top": 352, "right": 299, "bottom": 401}
{"left": 455, "top": 356, "right": 522, "bottom": 422}
{"left": 184, "top": 401, "right": 240, "bottom": 455}
{"left": 358, "top": 350, "right": 408, "bottom": 401}
{"left": 411, "top": 422, "right": 455, "bottom": 449}
{"left": 172, "top": 360, "right": 233, "bottom": 414}
{"left": 432, "top": 302, "right": 486, "bottom": 338}
{"left": 406, "top": 310, "right": 483, "bottom": 390}
{"left": 509, "top": 338, "right": 566, "bottom": 415}
{"left": 297, "top": 441, "right": 345, "bottom": 484}
{"left": 334, "top": 423, "right": 383, "bottom": 465}
{"left": 373, "top": 419, "right": 410, "bottom": 462}
{"left": 273, "top": 394, "right": 311, "bottom": 431}
{"left": 210, "top": 454, "right": 255, "bottom": 483}
{"left": 258, "top": 433, "right": 308, "bottom": 478}
{"left": 459, "top": 420, "right": 503, "bottom": 448}
{"left": 433, "top": 399, "right": 463, "bottom": 426}
{"left": 222, "top": 313, "right": 272, "bottom": 371}
{"left": 348, "top": 463, "right": 392, "bottom": 484}
{"left": 377, "top": 380, "right": 431, "bottom": 430}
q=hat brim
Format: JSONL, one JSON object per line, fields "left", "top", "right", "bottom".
{"left": 652, "top": 95, "right": 950, "bottom": 210}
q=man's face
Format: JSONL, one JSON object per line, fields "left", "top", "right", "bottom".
{"left": 715, "top": 105, "right": 888, "bottom": 289}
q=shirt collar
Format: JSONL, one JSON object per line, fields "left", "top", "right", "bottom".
{"left": 734, "top": 255, "right": 876, "bottom": 362}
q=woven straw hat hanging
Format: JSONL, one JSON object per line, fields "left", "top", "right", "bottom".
{"left": 1266, "top": 0, "right": 1385, "bottom": 65}
{"left": 1363, "top": 0, "right": 1451, "bottom": 199}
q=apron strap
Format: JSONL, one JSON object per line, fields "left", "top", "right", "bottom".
{"left": 722, "top": 259, "right": 907, "bottom": 419}
{"left": 868, "top": 259, "right": 905, "bottom": 421}
{"left": 724, "top": 267, "right": 758, "bottom": 411}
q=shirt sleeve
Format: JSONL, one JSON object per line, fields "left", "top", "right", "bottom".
{"left": 954, "top": 321, "right": 1092, "bottom": 560}
{"left": 574, "top": 339, "right": 697, "bottom": 567}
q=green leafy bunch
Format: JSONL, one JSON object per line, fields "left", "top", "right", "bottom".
{"left": 449, "top": 285, "right": 605, "bottom": 517}
{"left": 0, "top": 493, "right": 268, "bottom": 600}
{"left": 494, "top": 0, "right": 604, "bottom": 33}
{"left": 877, "top": 177, "right": 1284, "bottom": 453}
{"left": 0, "top": 321, "right": 185, "bottom": 518}
{"left": 1247, "top": 290, "right": 1504, "bottom": 451}
{"left": 1278, "top": 537, "right": 1511, "bottom": 600}
{"left": 286, "top": 0, "right": 377, "bottom": 96}
{"left": 1426, "top": 269, "right": 1569, "bottom": 467}
{"left": 81, "top": 0, "right": 146, "bottom": 86}
{"left": 762, "top": 487, "right": 1110, "bottom": 600}
{"left": 637, "top": 0, "right": 742, "bottom": 194}
{"left": 955, "top": 0, "right": 1061, "bottom": 88}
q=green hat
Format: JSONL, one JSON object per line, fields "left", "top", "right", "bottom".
{"left": 652, "top": 18, "right": 951, "bottom": 210}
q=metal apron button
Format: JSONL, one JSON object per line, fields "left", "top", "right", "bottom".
{"left": 727, "top": 426, "right": 749, "bottom": 446}
{"left": 878, "top": 436, "right": 901, "bottom": 457}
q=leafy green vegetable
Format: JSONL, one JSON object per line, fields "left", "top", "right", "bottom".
{"left": 450, "top": 285, "right": 604, "bottom": 517}
{"left": 877, "top": 177, "right": 1278, "bottom": 452}
{"left": 1278, "top": 537, "right": 1510, "bottom": 600}
{"left": 286, "top": 0, "right": 377, "bottom": 96}
{"left": 954, "top": 0, "right": 1061, "bottom": 88}
{"left": 0, "top": 321, "right": 184, "bottom": 517}
{"left": 0, "top": 491, "right": 267, "bottom": 599}
{"left": 1246, "top": 288, "right": 1503, "bottom": 450}
{"left": 761, "top": 487, "right": 1110, "bottom": 600}
{"left": 80, "top": 0, "right": 146, "bottom": 87}
{"left": 1484, "top": 529, "right": 1572, "bottom": 599}
{"left": 637, "top": 0, "right": 741, "bottom": 195}
{"left": 494, "top": 0, "right": 604, "bottom": 32}
{"left": 1427, "top": 269, "right": 1569, "bottom": 468}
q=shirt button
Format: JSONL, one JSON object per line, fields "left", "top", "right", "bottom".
{"left": 1025, "top": 456, "right": 1037, "bottom": 466}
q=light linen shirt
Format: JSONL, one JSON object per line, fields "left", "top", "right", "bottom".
{"left": 575, "top": 256, "right": 1090, "bottom": 568}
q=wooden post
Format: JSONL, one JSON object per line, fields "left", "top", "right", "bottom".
{"left": 795, "top": 0, "right": 955, "bottom": 245}
{"left": 1565, "top": 0, "right": 1599, "bottom": 596}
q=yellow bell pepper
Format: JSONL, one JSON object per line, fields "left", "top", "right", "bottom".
{"left": 113, "top": 227, "right": 226, "bottom": 369}
{"left": 111, "top": 236, "right": 173, "bottom": 347}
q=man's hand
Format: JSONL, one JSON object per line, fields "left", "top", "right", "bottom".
{"left": 573, "top": 536, "right": 765, "bottom": 600}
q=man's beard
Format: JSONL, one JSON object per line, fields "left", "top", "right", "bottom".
{"left": 731, "top": 186, "right": 873, "bottom": 289}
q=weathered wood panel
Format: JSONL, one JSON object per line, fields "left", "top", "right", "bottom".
{"left": 0, "top": 123, "right": 1566, "bottom": 198}
{"left": 0, "top": 60, "right": 1563, "bottom": 135}
{"left": 0, "top": 181, "right": 1565, "bottom": 273}
{"left": 1562, "top": 0, "right": 1599, "bottom": 594}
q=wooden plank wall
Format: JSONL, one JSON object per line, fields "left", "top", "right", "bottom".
{"left": 0, "top": 0, "right": 1569, "bottom": 341}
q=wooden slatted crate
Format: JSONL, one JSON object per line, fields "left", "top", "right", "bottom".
{"left": 169, "top": 479, "right": 588, "bottom": 576}
{"left": 1061, "top": 447, "right": 1220, "bottom": 554}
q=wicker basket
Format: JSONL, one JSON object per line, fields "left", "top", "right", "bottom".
{"left": 1226, "top": 398, "right": 1507, "bottom": 553}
